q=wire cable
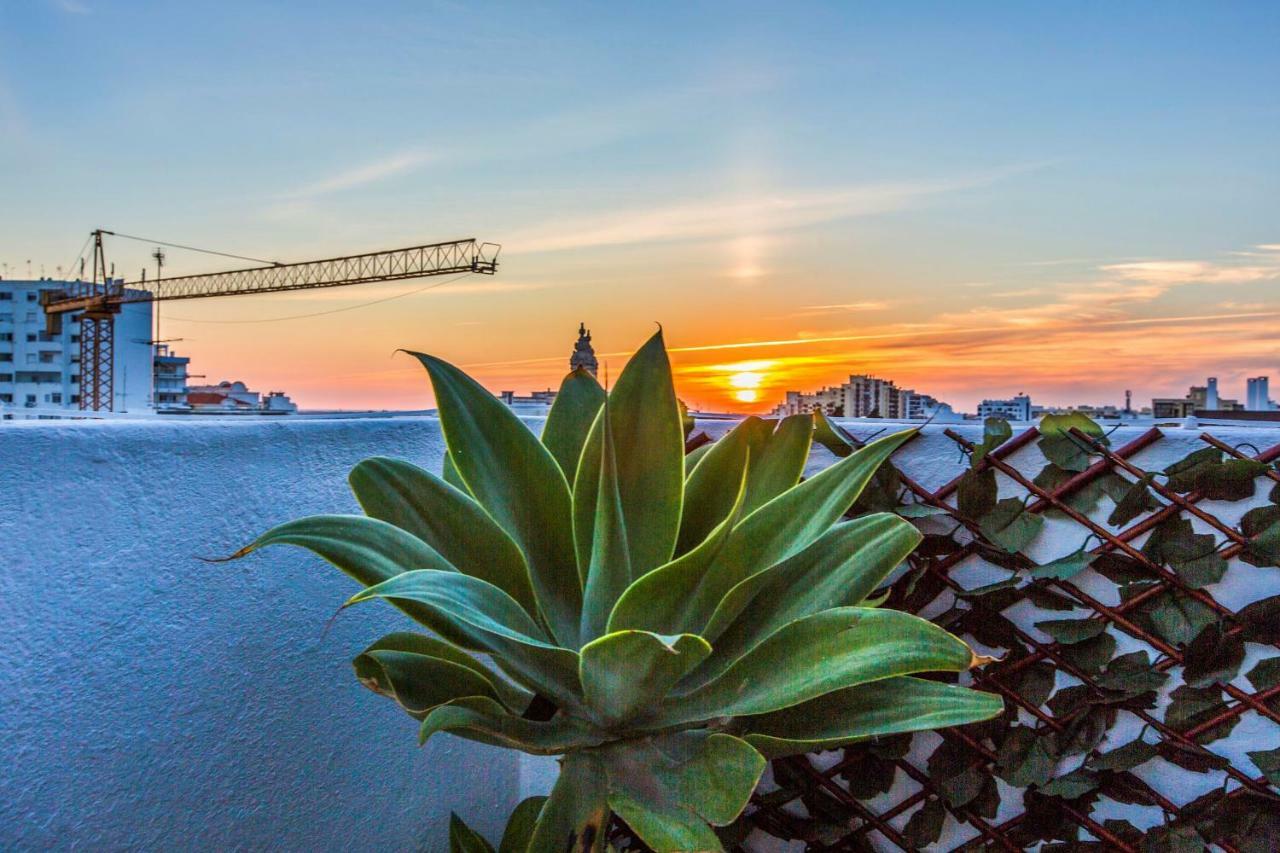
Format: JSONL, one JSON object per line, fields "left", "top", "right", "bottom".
{"left": 162, "top": 272, "right": 473, "bottom": 324}
{"left": 107, "top": 231, "right": 279, "bottom": 266}
{"left": 62, "top": 232, "right": 93, "bottom": 280}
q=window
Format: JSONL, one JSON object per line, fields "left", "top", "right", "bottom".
{"left": 0, "top": 393, "right": 10, "bottom": 403}
{"left": 26, "top": 333, "right": 36, "bottom": 342}
{"left": 46, "top": 393, "right": 62, "bottom": 404}
{"left": 25, "top": 394, "right": 36, "bottom": 405}
{"left": 0, "top": 372, "right": 10, "bottom": 382}
{"left": 0, "top": 353, "right": 11, "bottom": 362}
{"left": 0, "top": 333, "right": 10, "bottom": 342}
{"left": 39, "top": 352, "right": 58, "bottom": 363}
{"left": 0, "top": 292, "right": 10, "bottom": 300}
{"left": 0, "top": 313, "right": 12, "bottom": 322}
{"left": 70, "top": 374, "right": 79, "bottom": 383}
{"left": 26, "top": 291, "right": 38, "bottom": 301}
{"left": 70, "top": 335, "right": 79, "bottom": 343}
{"left": 70, "top": 394, "right": 80, "bottom": 404}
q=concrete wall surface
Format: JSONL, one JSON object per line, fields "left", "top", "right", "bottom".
{"left": 4, "top": 416, "right": 1279, "bottom": 851}
{"left": 1, "top": 416, "right": 519, "bottom": 852}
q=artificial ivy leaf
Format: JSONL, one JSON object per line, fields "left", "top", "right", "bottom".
{"left": 928, "top": 740, "right": 982, "bottom": 807}
{"left": 1246, "top": 657, "right": 1280, "bottom": 693}
{"left": 997, "top": 726, "right": 1057, "bottom": 788}
{"left": 1058, "top": 632, "right": 1117, "bottom": 676}
{"left": 1025, "top": 584, "right": 1078, "bottom": 611}
{"left": 1203, "top": 791, "right": 1280, "bottom": 852}
{"left": 981, "top": 498, "right": 1045, "bottom": 553}
{"left": 1183, "top": 622, "right": 1245, "bottom": 688}
{"left": 1237, "top": 595, "right": 1280, "bottom": 643}
{"left": 1031, "top": 549, "right": 1096, "bottom": 581}
{"left": 1248, "top": 747, "right": 1280, "bottom": 786}
{"left": 1164, "top": 447, "right": 1223, "bottom": 493}
{"left": 1091, "top": 553, "right": 1150, "bottom": 586}
{"left": 1165, "top": 685, "right": 1226, "bottom": 732}
{"left": 1240, "top": 506, "right": 1280, "bottom": 567}
{"left": 970, "top": 774, "right": 1001, "bottom": 819}
{"left": 1107, "top": 474, "right": 1160, "bottom": 527}
{"left": 1054, "top": 705, "right": 1115, "bottom": 756}
{"left": 896, "top": 503, "right": 949, "bottom": 518}
{"left": 1199, "top": 458, "right": 1270, "bottom": 500}
{"left": 1157, "top": 739, "right": 1230, "bottom": 773}
{"left": 1036, "top": 618, "right": 1106, "bottom": 645}
{"left": 1144, "top": 821, "right": 1210, "bottom": 853}
{"left": 1039, "top": 768, "right": 1099, "bottom": 799}
{"left": 1102, "top": 819, "right": 1144, "bottom": 846}
{"left": 1141, "top": 516, "right": 1226, "bottom": 589}
{"left": 838, "top": 751, "right": 898, "bottom": 800}
{"left": 957, "top": 468, "right": 998, "bottom": 519}
{"left": 1148, "top": 590, "right": 1218, "bottom": 646}
{"left": 902, "top": 797, "right": 947, "bottom": 849}
{"left": 1013, "top": 661, "right": 1058, "bottom": 708}
{"left": 972, "top": 418, "right": 1013, "bottom": 466}
{"left": 1038, "top": 413, "right": 1105, "bottom": 473}
{"left": 1095, "top": 650, "right": 1168, "bottom": 697}
{"left": 1087, "top": 738, "right": 1157, "bottom": 771}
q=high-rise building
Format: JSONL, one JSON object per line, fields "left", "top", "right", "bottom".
{"left": 1247, "top": 376, "right": 1273, "bottom": 411}
{"left": 773, "top": 374, "right": 951, "bottom": 420}
{"left": 153, "top": 343, "right": 191, "bottom": 412}
{"left": 0, "top": 278, "right": 153, "bottom": 418}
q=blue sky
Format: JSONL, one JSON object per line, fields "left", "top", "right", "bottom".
{"left": 2, "top": 1, "right": 1278, "bottom": 410}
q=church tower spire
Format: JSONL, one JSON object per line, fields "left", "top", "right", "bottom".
{"left": 570, "top": 322, "right": 598, "bottom": 376}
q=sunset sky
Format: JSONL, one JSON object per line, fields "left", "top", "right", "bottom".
{"left": 2, "top": 2, "right": 1278, "bottom": 412}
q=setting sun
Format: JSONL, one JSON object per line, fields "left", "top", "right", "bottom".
{"left": 729, "top": 369, "right": 765, "bottom": 404}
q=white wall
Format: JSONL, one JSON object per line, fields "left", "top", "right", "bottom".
{"left": 4, "top": 416, "right": 1278, "bottom": 851}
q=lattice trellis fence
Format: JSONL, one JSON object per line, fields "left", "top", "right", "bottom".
{"left": 645, "top": 418, "right": 1280, "bottom": 852}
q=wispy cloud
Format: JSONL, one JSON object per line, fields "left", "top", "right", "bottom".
{"left": 50, "top": 0, "right": 90, "bottom": 13}
{"left": 792, "top": 300, "right": 894, "bottom": 316}
{"left": 505, "top": 170, "right": 1024, "bottom": 254}
{"left": 284, "top": 149, "right": 436, "bottom": 198}
{"left": 1101, "top": 258, "right": 1280, "bottom": 286}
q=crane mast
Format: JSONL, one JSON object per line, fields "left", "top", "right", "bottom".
{"left": 41, "top": 230, "right": 500, "bottom": 412}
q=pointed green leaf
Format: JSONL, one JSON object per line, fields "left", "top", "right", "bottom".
{"left": 683, "top": 441, "right": 713, "bottom": 477}
{"left": 812, "top": 410, "right": 856, "bottom": 457}
{"left": 349, "top": 457, "right": 536, "bottom": 617}
{"left": 573, "top": 330, "right": 685, "bottom": 579}
{"left": 579, "top": 404, "right": 632, "bottom": 642}
{"left": 675, "top": 418, "right": 762, "bottom": 555}
{"left": 355, "top": 632, "right": 530, "bottom": 713}
{"left": 442, "top": 451, "right": 470, "bottom": 494}
{"left": 1030, "top": 548, "right": 1096, "bottom": 580}
{"left": 344, "top": 570, "right": 583, "bottom": 709}
{"left": 528, "top": 751, "right": 610, "bottom": 853}
{"left": 980, "top": 498, "right": 1044, "bottom": 553}
{"left": 579, "top": 631, "right": 711, "bottom": 726}
{"left": 603, "top": 733, "right": 765, "bottom": 852}
{"left": 236, "top": 514, "right": 459, "bottom": 629}
{"left": 408, "top": 350, "right": 581, "bottom": 648}
{"left": 739, "top": 676, "right": 1003, "bottom": 758}
{"left": 663, "top": 606, "right": 980, "bottom": 724}
{"left": 689, "top": 514, "right": 922, "bottom": 687}
{"left": 419, "top": 696, "right": 605, "bottom": 755}
{"left": 355, "top": 648, "right": 500, "bottom": 717}
{"left": 631, "top": 429, "right": 916, "bottom": 637}
{"left": 449, "top": 813, "right": 495, "bottom": 853}
{"left": 499, "top": 797, "right": 548, "bottom": 853}
{"left": 607, "top": 466, "right": 748, "bottom": 634}
{"left": 541, "top": 368, "right": 606, "bottom": 485}
{"left": 741, "top": 414, "right": 812, "bottom": 516}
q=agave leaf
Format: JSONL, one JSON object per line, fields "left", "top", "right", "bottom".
{"left": 579, "top": 403, "right": 632, "bottom": 642}
{"left": 355, "top": 649, "right": 501, "bottom": 718}
{"left": 618, "top": 429, "right": 915, "bottom": 637}
{"left": 689, "top": 513, "right": 921, "bottom": 687}
{"left": 442, "top": 451, "right": 470, "bottom": 494}
{"left": 741, "top": 413, "right": 813, "bottom": 516}
{"left": 236, "top": 514, "right": 460, "bottom": 629}
{"left": 356, "top": 632, "right": 531, "bottom": 713}
{"left": 683, "top": 441, "right": 713, "bottom": 477}
{"left": 349, "top": 457, "right": 536, "bottom": 617}
{"left": 579, "top": 631, "right": 711, "bottom": 727}
{"left": 408, "top": 351, "right": 581, "bottom": 648}
{"left": 344, "top": 570, "right": 583, "bottom": 709}
{"left": 541, "top": 368, "right": 606, "bottom": 485}
{"left": 573, "top": 330, "right": 685, "bottom": 580}
{"left": 675, "top": 418, "right": 758, "bottom": 555}
{"left": 419, "top": 696, "right": 605, "bottom": 755}
{"left": 498, "top": 796, "right": 547, "bottom": 853}
{"left": 606, "top": 464, "right": 749, "bottom": 634}
{"left": 449, "top": 813, "right": 495, "bottom": 853}
{"left": 603, "top": 732, "right": 765, "bottom": 852}
{"left": 663, "top": 606, "right": 979, "bottom": 725}
{"left": 812, "top": 409, "right": 857, "bottom": 457}
{"left": 738, "top": 676, "right": 1004, "bottom": 758}
{"left": 528, "top": 751, "right": 610, "bottom": 853}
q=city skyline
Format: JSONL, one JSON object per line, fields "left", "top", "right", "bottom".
{"left": 3, "top": 2, "right": 1279, "bottom": 411}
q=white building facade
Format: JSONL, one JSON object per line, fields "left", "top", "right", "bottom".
{"left": 0, "top": 279, "right": 153, "bottom": 418}
{"left": 977, "top": 394, "right": 1033, "bottom": 422}
{"left": 1246, "top": 376, "right": 1274, "bottom": 412}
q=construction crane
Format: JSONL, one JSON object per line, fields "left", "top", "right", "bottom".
{"left": 41, "top": 229, "right": 500, "bottom": 411}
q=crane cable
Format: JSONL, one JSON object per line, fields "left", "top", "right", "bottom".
{"left": 162, "top": 272, "right": 474, "bottom": 324}
{"left": 107, "top": 230, "right": 280, "bottom": 266}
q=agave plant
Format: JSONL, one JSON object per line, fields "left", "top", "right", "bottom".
{"left": 232, "top": 329, "right": 1001, "bottom": 852}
